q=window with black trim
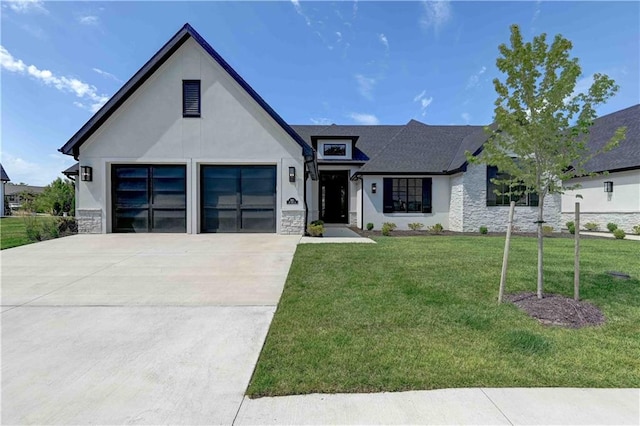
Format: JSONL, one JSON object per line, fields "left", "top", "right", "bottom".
{"left": 323, "top": 144, "right": 347, "bottom": 156}
{"left": 486, "top": 166, "right": 539, "bottom": 206}
{"left": 383, "top": 178, "right": 432, "bottom": 213}
{"left": 183, "top": 80, "right": 201, "bottom": 117}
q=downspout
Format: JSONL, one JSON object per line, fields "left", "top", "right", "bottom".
{"left": 303, "top": 155, "right": 316, "bottom": 236}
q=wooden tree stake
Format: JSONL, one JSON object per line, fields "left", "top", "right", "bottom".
{"left": 498, "top": 201, "right": 516, "bottom": 303}
{"left": 574, "top": 202, "right": 580, "bottom": 301}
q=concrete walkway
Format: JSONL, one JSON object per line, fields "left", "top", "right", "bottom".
{"left": 236, "top": 388, "right": 640, "bottom": 425}
{"left": 1, "top": 233, "right": 300, "bottom": 425}
{"left": 300, "top": 224, "right": 375, "bottom": 244}
{"left": 580, "top": 230, "right": 640, "bottom": 240}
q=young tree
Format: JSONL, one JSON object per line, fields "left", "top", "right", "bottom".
{"left": 470, "top": 25, "right": 626, "bottom": 299}
{"left": 39, "top": 178, "right": 75, "bottom": 216}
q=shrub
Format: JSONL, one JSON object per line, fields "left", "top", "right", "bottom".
{"left": 308, "top": 223, "right": 324, "bottom": 237}
{"left": 613, "top": 229, "right": 626, "bottom": 239}
{"left": 42, "top": 219, "right": 60, "bottom": 239}
{"left": 566, "top": 221, "right": 574, "bottom": 229}
{"left": 58, "top": 217, "right": 78, "bottom": 234}
{"left": 542, "top": 225, "right": 554, "bottom": 236}
{"left": 23, "top": 216, "right": 42, "bottom": 241}
{"left": 606, "top": 222, "right": 618, "bottom": 232}
{"left": 381, "top": 222, "right": 396, "bottom": 236}
{"left": 408, "top": 223, "right": 424, "bottom": 231}
{"left": 428, "top": 223, "right": 444, "bottom": 234}
{"left": 584, "top": 222, "right": 599, "bottom": 231}
{"left": 479, "top": 226, "right": 488, "bottom": 234}
{"left": 633, "top": 225, "right": 640, "bottom": 235}
{"left": 366, "top": 222, "right": 374, "bottom": 231}
{"left": 568, "top": 224, "right": 575, "bottom": 235}
{"left": 311, "top": 219, "right": 324, "bottom": 226}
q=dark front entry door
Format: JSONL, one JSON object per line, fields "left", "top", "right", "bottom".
{"left": 319, "top": 170, "right": 349, "bottom": 223}
{"left": 112, "top": 165, "right": 187, "bottom": 233}
{"left": 201, "top": 165, "right": 276, "bottom": 233}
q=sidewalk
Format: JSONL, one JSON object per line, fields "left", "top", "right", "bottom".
{"left": 580, "top": 231, "right": 640, "bottom": 241}
{"left": 235, "top": 388, "right": 640, "bottom": 425}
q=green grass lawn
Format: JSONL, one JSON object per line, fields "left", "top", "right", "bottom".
{"left": 0, "top": 216, "right": 58, "bottom": 250}
{"left": 248, "top": 236, "right": 640, "bottom": 397}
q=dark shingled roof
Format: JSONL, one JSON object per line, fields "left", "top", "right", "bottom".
{"left": 63, "top": 163, "right": 79, "bottom": 176}
{"left": 0, "top": 163, "right": 9, "bottom": 182}
{"left": 59, "top": 23, "right": 313, "bottom": 159}
{"left": 580, "top": 104, "right": 640, "bottom": 173}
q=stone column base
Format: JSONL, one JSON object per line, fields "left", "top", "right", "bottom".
{"left": 77, "top": 209, "right": 102, "bottom": 233}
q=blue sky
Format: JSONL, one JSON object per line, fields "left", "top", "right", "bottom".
{"left": 1, "top": 1, "right": 638, "bottom": 185}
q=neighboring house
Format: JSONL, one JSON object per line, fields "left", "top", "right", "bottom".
{"left": 1, "top": 164, "right": 10, "bottom": 217}
{"left": 58, "top": 23, "right": 633, "bottom": 235}
{"left": 4, "top": 183, "right": 45, "bottom": 211}
{"left": 562, "top": 105, "right": 640, "bottom": 233}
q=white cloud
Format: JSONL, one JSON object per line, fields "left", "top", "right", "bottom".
{"left": 310, "top": 117, "right": 332, "bottom": 125}
{"left": 4, "top": 0, "right": 48, "bottom": 14}
{"left": 0, "top": 152, "right": 74, "bottom": 186}
{"left": 336, "top": 31, "right": 342, "bottom": 42}
{"left": 349, "top": 112, "right": 379, "bottom": 125}
{"left": 466, "top": 66, "right": 487, "bottom": 89}
{"left": 355, "top": 74, "right": 376, "bottom": 100}
{"left": 420, "top": 1, "right": 451, "bottom": 33}
{"left": 0, "top": 45, "right": 110, "bottom": 113}
{"left": 378, "top": 33, "right": 389, "bottom": 50}
{"left": 93, "top": 67, "right": 121, "bottom": 82}
{"left": 461, "top": 112, "right": 471, "bottom": 124}
{"left": 78, "top": 15, "right": 99, "bottom": 25}
{"left": 353, "top": 0, "right": 358, "bottom": 18}
{"left": 414, "top": 90, "right": 434, "bottom": 116}
{"left": 291, "top": 0, "right": 311, "bottom": 26}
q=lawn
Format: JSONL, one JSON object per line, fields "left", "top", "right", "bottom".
{"left": 247, "top": 236, "right": 640, "bottom": 397}
{"left": 0, "top": 216, "right": 59, "bottom": 250}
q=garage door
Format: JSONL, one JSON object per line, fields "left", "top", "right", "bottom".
{"left": 112, "top": 165, "right": 186, "bottom": 233}
{"left": 201, "top": 165, "right": 276, "bottom": 233}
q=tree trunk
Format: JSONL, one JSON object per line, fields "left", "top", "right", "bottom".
{"left": 537, "top": 196, "right": 544, "bottom": 299}
{"left": 574, "top": 202, "right": 580, "bottom": 301}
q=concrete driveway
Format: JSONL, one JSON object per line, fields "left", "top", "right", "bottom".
{"left": 1, "top": 233, "right": 300, "bottom": 425}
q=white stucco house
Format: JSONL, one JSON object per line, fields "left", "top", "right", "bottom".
{"left": 59, "top": 24, "right": 638, "bottom": 235}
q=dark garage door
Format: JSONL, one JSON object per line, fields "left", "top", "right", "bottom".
{"left": 112, "top": 165, "right": 186, "bottom": 233}
{"left": 201, "top": 165, "right": 276, "bottom": 233}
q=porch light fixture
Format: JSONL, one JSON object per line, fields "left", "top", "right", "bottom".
{"left": 80, "top": 166, "right": 93, "bottom": 182}
{"left": 371, "top": 182, "right": 377, "bottom": 194}
{"left": 289, "top": 167, "right": 296, "bottom": 183}
{"left": 604, "top": 181, "right": 613, "bottom": 193}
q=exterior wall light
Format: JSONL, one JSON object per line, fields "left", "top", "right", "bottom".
{"left": 604, "top": 181, "right": 613, "bottom": 193}
{"left": 371, "top": 182, "right": 377, "bottom": 194}
{"left": 289, "top": 167, "right": 296, "bottom": 183}
{"left": 80, "top": 166, "right": 93, "bottom": 182}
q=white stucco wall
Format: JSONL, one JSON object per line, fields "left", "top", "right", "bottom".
{"left": 361, "top": 175, "right": 451, "bottom": 230}
{"left": 77, "top": 38, "right": 306, "bottom": 234}
{"left": 461, "top": 163, "right": 562, "bottom": 233}
{"left": 561, "top": 169, "right": 640, "bottom": 232}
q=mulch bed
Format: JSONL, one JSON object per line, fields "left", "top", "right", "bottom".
{"left": 506, "top": 292, "right": 606, "bottom": 328}
{"left": 350, "top": 228, "right": 606, "bottom": 239}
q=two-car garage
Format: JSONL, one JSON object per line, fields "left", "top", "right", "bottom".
{"left": 111, "top": 165, "right": 277, "bottom": 233}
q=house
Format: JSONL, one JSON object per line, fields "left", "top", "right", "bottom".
{"left": 1, "top": 164, "right": 10, "bottom": 217}
{"left": 59, "top": 23, "right": 633, "bottom": 235}
{"left": 4, "top": 183, "right": 45, "bottom": 212}
{"left": 562, "top": 104, "right": 640, "bottom": 233}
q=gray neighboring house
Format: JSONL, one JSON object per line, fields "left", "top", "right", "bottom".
{"left": 1, "top": 164, "right": 10, "bottom": 217}
{"left": 4, "top": 184, "right": 45, "bottom": 211}
{"left": 58, "top": 23, "right": 636, "bottom": 235}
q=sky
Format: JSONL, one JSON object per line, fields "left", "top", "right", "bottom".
{"left": 1, "top": 1, "right": 638, "bottom": 186}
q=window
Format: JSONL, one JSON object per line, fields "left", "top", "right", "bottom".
{"left": 323, "top": 144, "right": 347, "bottom": 156}
{"left": 486, "top": 166, "right": 539, "bottom": 206}
{"left": 183, "top": 80, "right": 200, "bottom": 117}
{"left": 383, "top": 178, "right": 432, "bottom": 213}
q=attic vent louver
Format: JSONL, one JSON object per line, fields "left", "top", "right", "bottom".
{"left": 183, "top": 80, "right": 201, "bottom": 117}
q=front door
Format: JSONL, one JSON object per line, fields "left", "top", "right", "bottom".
{"left": 319, "top": 170, "right": 349, "bottom": 223}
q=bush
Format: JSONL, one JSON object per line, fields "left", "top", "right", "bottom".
{"left": 428, "top": 223, "right": 444, "bottom": 234}
{"left": 479, "top": 226, "right": 488, "bottom": 234}
{"left": 584, "top": 222, "right": 599, "bottom": 231}
{"left": 42, "top": 219, "right": 60, "bottom": 239}
{"left": 308, "top": 223, "right": 324, "bottom": 237}
{"left": 607, "top": 222, "right": 618, "bottom": 232}
{"left": 23, "top": 216, "right": 42, "bottom": 241}
{"left": 633, "top": 225, "right": 640, "bottom": 235}
{"left": 57, "top": 217, "right": 78, "bottom": 234}
{"left": 381, "top": 222, "right": 396, "bottom": 236}
{"left": 408, "top": 223, "right": 424, "bottom": 231}
{"left": 568, "top": 225, "right": 575, "bottom": 235}
{"left": 311, "top": 219, "right": 324, "bottom": 226}
{"left": 542, "top": 225, "right": 554, "bottom": 236}
{"left": 613, "top": 229, "right": 626, "bottom": 239}
{"left": 566, "top": 221, "right": 574, "bottom": 229}
{"left": 366, "top": 222, "right": 374, "bottom": 231}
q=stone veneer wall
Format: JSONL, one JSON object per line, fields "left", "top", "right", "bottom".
{"left": 77, "top": 209, "right": 102, "bottom": 233}
{"left": 349, "top": 211, "right": 358, "bottom": 228}
{"left": 281, "top": 210, "right": 305, "bottom": 235}
{"left": 448, "top": 174, "right": 464, "bottom": 232}
{"left": 460, "top": 163, "right": 562, "bottom": 233}
{"left": 561, "top": 212, "right": 639, "bottom": 233}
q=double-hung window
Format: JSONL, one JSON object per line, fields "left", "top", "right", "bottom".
{"left": 486, "top": 166, "right": 539, "bottom": 206}
{"left": 383, "top": 178, "right": 432, "bottom": 213}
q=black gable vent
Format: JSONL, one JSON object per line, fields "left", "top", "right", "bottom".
{"left": 183, "top": 80, "right": 201, "bottom": 117}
